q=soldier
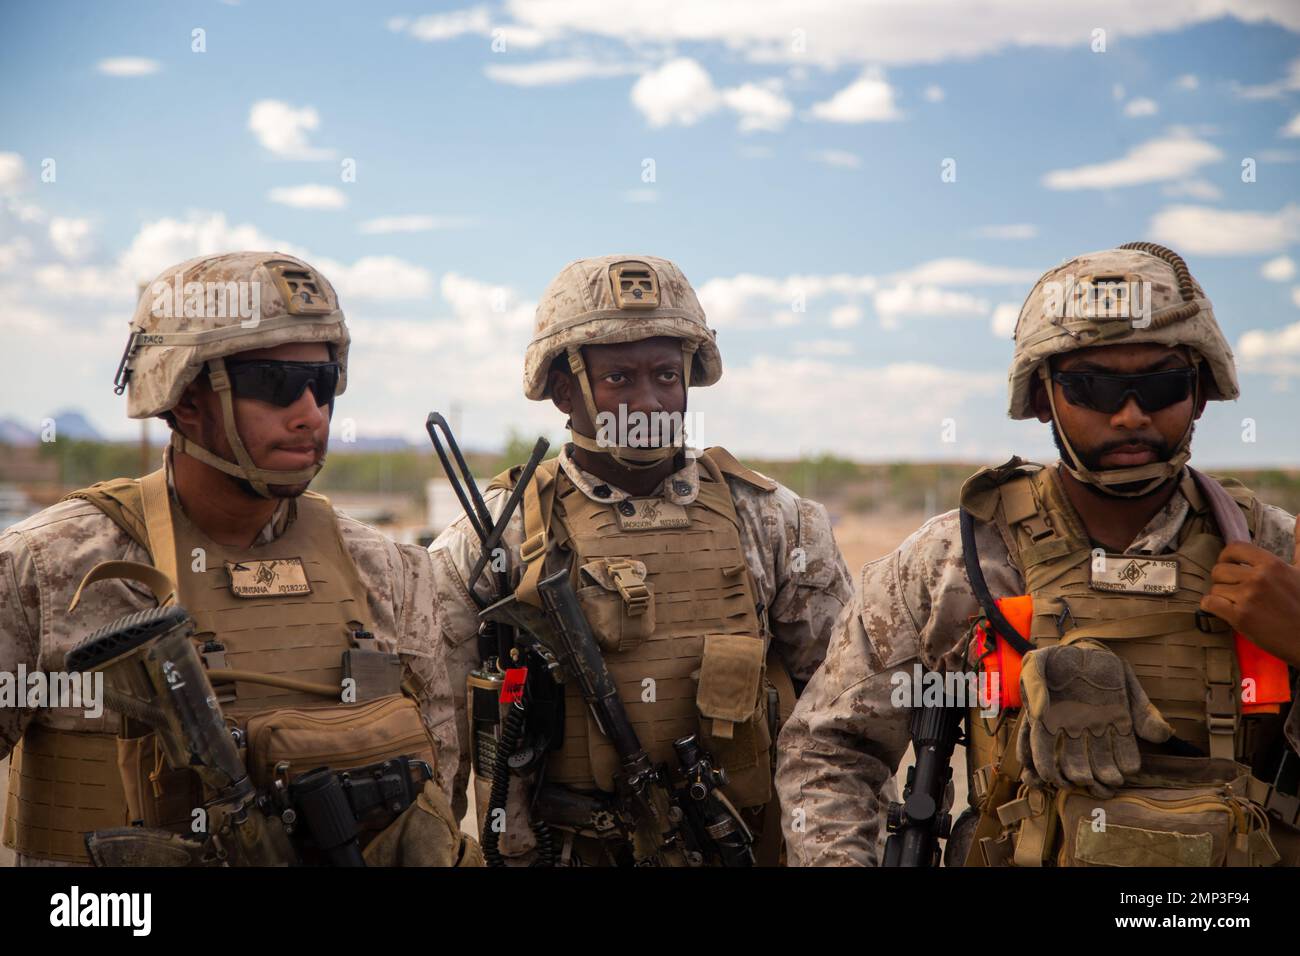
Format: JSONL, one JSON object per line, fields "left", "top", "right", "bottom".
{"left": 777, "top": 241, "right": 1300, "bottom": 867}
{"left": 0, "top": 252, "right": 479, "bottom": 867}
{"left": 429, "top": 254, "right": 852, "bottom": 865}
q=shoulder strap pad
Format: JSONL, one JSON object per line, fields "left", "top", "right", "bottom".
{"left": 958, "top": 456, "right": 1040, "bottom": 522}
{"left": 487, "top": 465, "right": 525, "bottom": 494}
{"left": 701, "top": 446, "right": 778, "bottom": 493}
{"left": 62, "top": 477, "right": 149, "bottom": 552}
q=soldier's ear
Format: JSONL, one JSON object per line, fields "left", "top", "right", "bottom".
{"left": 171, "top": 382, "right": 203, "bottom": 432}
{"left": 550, "top": 369, "right": 573, "bottom": 415}
{"left": 1029, "top": 375, "right": 1051, "bottom": 424}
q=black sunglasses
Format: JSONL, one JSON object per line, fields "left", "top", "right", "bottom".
{"left": 224, "top": 360, "right": 340, "bottom": 408}
{"left": 1052, "top": 367, "right": 1196, "bottom": 414}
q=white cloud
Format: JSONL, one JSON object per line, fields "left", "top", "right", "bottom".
{"left": 268, "top": 184, "right": 348, "bottom": 210}
{"left": 391, "top": 6, "right": 547, "bottom": 48}
{"left": 972, "top": 223, "right": 1038, "bottom": 240}
{"left": 888, "top": 258, "right": 1039, "bottom": 285}
{"left": 629, "top": 58, "right": 790, "bottom": 131}
{"left": 395, "top": 7, "right": 491, "bottom": 41}
{"left": 810, "top": 69, "right": 901, "bottom": 123}
{"left": 698, "top": 356, "right": 1004, "bottom": 461}
{"left": 499, "top": 1, "right": 1300, "bottom": 70}
{"left": 923, "top": 84, "right": 945, "bottom": 103}
{"left": 118, "top": 212, "right": 300, "bottom": 286}
{"left": 1124, "top": 97, "right": 1159, "bottom": 117}
{"left": 696, "top": 272, "right": 878, "bottom": 327}
{"left": 96, "top": 57, "right": 160, "bottom": 77}
{"left": 1042, "top": 133, "right": 1222, "bottom": 190}
{"left": 630, "top": 58, "right": 721, "bottom": 127}
{"left": 991, "top": 302, "right": 1021, "bottom": 338}
{"left": 721, "top": 81, "right": 793, "bottom": 132}
{"left": 1112, "top": 83, "right": 1127, "bottom": 102}
{"left": 1148, "top": 203, "right": 1300, "bottom": 255}
{"left": 49, "top": 217, "right": 93, "bottom": 259}
{"left": 0, "top": 236, "right": 33, "bottom": 272}
{"left": 484, "top": 58, "right": 641, "bottom": 86}
{"left": 1238, "top": 320, "right": 1300, "bottom": 378}
{"left": 317, "top": 256, "right": 435, "bottom": 301}
{"left": 1261, "top": 255, "right": 1296, "bottom": 282}
{"left": 438, "top": 272, "right": 534, "bottom": 337}
{"left": 358, "top": 215, "right": 474, "bottom": 234}
{"left": 623, "top": 188, "right": 658, "bottom": 203}
{"left": 0, "top": 153, "right": 26, "bottom": 194}
{"left": 1234, "top": 56, "right": 1300, "bottom": 99}
{"left": 1283, "top": 113, "right": 1300, "bottom": 138}
{"left": 793, "top": 338, "right": 854, "bottom": 356}
{"left": 808, "top": 149, "right": 861, "bottom": 169}
{"left": 874, "top": 284, "right": 988, "bottom": 329}
{"left": 1175, "top": 73, "right": 1199, "bottom": 91}
{"left": 33, "top": 263, "right": 132, "bottom": 301}
{"left": 248, "top": 100, "right": 335, "bottom": 160}
{"left": 1161, "top": 178, "right": 1223, "bottom": 200}
{"left": 829, "top": 304, "right": 862, "bottom": 328}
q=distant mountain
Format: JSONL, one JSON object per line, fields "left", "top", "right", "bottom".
{"left": 331, "top": 435, "right": 419, "bottom": 453}
{"left": 0, "top": 410, "right": 104, "bottom": 445}
{"left": 0, "top": 418, "right": 37, "bottom": 446}
{"left": 51, "top": 409, "right": 104, "bottom": 441}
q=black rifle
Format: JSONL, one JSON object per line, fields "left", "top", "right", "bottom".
{"left": 68, "top": 606, "right": 432, "bottom": 867}
{"left": 882, "top": 688, "right": 964, "bottom": 867}
{"left": 482, "top": 568, "right": 695, "bottom": 866}
{"left": 425, "top": 412, "right": 557, "bottom": 865}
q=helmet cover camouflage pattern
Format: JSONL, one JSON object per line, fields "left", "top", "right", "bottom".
{"left": 120, "top": 251, "right": 349, "bottom": 418}
{"left": 523, "top": 254, "right": 721, "bottom": 401}
{"left": 1007, "top": 242, "right": 1237, "bottom": 420}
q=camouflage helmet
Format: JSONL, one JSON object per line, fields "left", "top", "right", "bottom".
{"left": 113, "top": 251, "right": 348, "bottom": 496}
{"left": 523, "top": 254, "right": 721, "bottom": 401}
{"left": 1008, "top": 241, "right": 1236, "bottom": 496}
{"left": 525, "top": 254, "right": 721, "bottom": 470}
{"left": 1008, "top": 241, "right": 1236, "bottom": 420}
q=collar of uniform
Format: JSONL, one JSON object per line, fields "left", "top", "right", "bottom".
{"left": 164, "top": 454, "right": 294, "bottom": 544}
{"left": 557, "top": 443, "right": 701, "bottom": 505}
{"left": 1126, "top": 487, "right": 1191, "bottom": 555}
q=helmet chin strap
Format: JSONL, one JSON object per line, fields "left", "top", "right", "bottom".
{"left": 169, "top": 356, "right": 324, "bottom": 498}
{"left": 565, "top": 343, "right": 696, "bottom": 472}
{"left": 1040, "top": 364, "right": 1195, "bottom": 499}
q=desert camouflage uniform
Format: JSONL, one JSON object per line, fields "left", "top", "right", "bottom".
{"left": 775, "top": 460, "right": 1300, "bottom": 866}
{"left": 0, "top": 480, "right": 458, "bottom": 867}
{"left": 431, "top": 443, "right": 852, "bottom": 829}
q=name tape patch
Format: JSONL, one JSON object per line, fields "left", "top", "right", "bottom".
{"left": 1090, "top": 556, "right": 1179, "bottom": 595}
{"left": 614, "top": 498, "right": 691, "bottom": 531}
{"left": 225, "top": 558, "right": 313, "bottom": 598}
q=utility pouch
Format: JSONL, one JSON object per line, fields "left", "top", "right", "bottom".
{"left": 116, "top": 732, "right": 205, "bottom": 831}
{"left": 575, "top": 558, "right": 655, "bottom": 653}
{"left": 696, "top": 633, "right": 770, "bottom": 807}
{"left": 243, "top": 694, "right": 436, "bottom": 788}
{"left": 1054, "top": 757, "right": 1280, "bottom": 867}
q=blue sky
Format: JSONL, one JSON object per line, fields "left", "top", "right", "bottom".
{"left": 2, "top": 0, "right": 1299, "bottom": 467}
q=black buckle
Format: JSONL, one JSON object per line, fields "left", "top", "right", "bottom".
{"left": 1194, "top": 609, "right": 1216, "bottom": 633}
{"left": 112, "top": 332, "right": 139, "bottom": 395}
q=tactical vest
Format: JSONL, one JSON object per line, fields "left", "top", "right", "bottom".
{"left": 4, "top": 468, "right": 430, "bottom": 863}
{"left": 489, "top": 449, "right": 791, "bottom": 826}
{"left": 959, "top": 462, "right": 1297, "bottom": 866}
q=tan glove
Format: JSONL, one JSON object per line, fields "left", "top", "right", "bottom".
{"left": 1016, "top": 640, "right": 1173, "bottom": 799}
{"left": 363, "top": 780, "right": 485, "bottom": 867}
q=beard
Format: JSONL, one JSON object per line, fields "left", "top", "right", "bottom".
{"left": 198, "top": 407, "right": 321, "bottom": 499}
{"left": 1050, "top": 421, "right": 1192, "bottom": 497}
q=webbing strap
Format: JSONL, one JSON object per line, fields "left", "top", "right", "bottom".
{"left": 515, "top": 459, "right": 560, "bottom": 608}
{"left": 140, "top": 467, "right": 181, "bottom": 591}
